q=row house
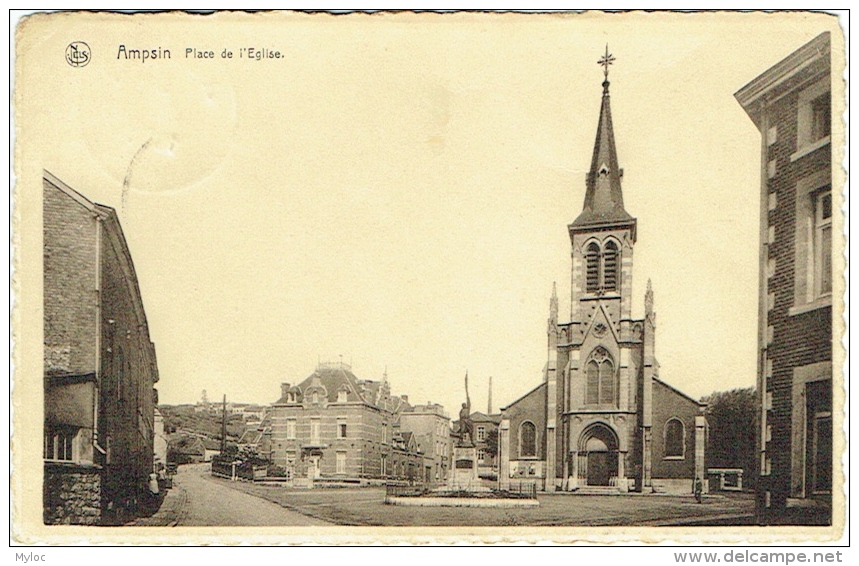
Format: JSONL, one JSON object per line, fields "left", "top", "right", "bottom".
{"left": 43, "top": 172, "right": 159, "bottom": 525}
{"left": 398, "top": 403, "right": 452, "bottom": 483}
{"left": 736, "top": 32, "right": 834, "bottom": 525}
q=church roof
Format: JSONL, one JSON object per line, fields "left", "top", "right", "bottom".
{"left": 571, "top": 76, "right": 635, "bottom": 230}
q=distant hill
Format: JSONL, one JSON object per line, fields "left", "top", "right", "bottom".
{"left": 158, "top": 404, "right": 247, "bottom": 442}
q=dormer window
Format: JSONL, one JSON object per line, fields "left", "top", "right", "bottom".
{"left": 337, "top": 388, "right": 348, "bottom": 403}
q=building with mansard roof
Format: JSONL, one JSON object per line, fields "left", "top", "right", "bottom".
{"left": 498, "top": 56, "right": 706, "bottom": 494}
{"left": 269, "top": 362, "right": 423, "bottom": 483}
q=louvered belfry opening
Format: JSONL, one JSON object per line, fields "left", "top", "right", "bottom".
{"left": 602, "top": 240, "right": 618, "bottom": 292}
{"left": 586, "top": 242, "right": 601, "bottom": 293}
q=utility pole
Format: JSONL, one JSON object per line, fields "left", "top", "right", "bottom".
{"left": 220, "top": 394, "right": 227, "bottom": 454}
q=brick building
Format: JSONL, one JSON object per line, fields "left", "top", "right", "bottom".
{"left": 43, "top": 172, "right": 159, "bottom": 525}
{"left": 398, "top": 403, "right": 452, "bottom": 483}
{"left": 735, "top": 32, "right": 833, "bottom": 524}
{"left": 269, "top": 363, "right": 421, "bottom": 482}
{"left": 498, "top": 60, "right": 706, "bottom": 493}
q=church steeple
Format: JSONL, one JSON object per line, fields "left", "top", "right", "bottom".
{"left": 572, "top": 46, "right": 635, "bottom": 231}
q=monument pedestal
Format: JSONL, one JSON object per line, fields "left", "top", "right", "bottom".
{"left": 448, "top": 444, "right": 479, "bottom": 491}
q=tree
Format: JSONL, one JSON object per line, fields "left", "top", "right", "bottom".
{"left": 701, "top": 387, "right": 757, "bottom": 487}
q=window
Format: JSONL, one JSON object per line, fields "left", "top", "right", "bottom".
{"left": 810, "top": 91, "right": 831, "bottom": 141}
{"left": 792, "top": 172, "right": 832, "bottom": 313}
{"left": 814, "top": 189, "right": 832, "bottom": 297}
{"left": 311, "top": 391, "right": 319, "bottom": 404}
{"left": 476, "top": 426, "right": 486, "bottom": 441}
{"left": 586, "top": 242, "right": 601, "bottom": 292}
{"left": 519, "top": 421, "right": 537, "bottom": 458}
{"left": 583, "top": 239, "right": 621, "bottom": 294}
{"left": 337, "top": 420, "right": 347, "bottom": 439}
{"left": 337, "top": 388, "right": 348, "bottom": 403}
{"left": 286, "top": 419, "right": 296, "bottom": 439}
{"left": 336, "top": 451, "right": 347, "bottom": 474}
{"left": 664, "top": 418, "right": 685, "bottom": 459}
{"left": 603, "top": 240, "right": 618, "bottom": 292}
{"left": 44, "top": 426, "right": 76, "bottom": 462}
{"left": 793, "top": 77, "right": 831, "bottom": 161}
{"left": 478, "top": 448, "right": 486, "bottom": 462}
{"left": 310, "top": 419, "right": 320, "bottom": 444}
{"left": 585, "top": 348, "right": 615, "bottom": 406}
{"left": 811, "top": 412, "right": 832, "bottom": 494}
{"left": 381, "top": 454, "right": 387, "bottom": 476}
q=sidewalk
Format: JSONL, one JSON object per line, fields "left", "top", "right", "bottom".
{"left": 125, "top": 483, "right": 188, "bottom": 527}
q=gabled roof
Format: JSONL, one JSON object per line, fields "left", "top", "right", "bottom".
{"left": 653, "top": 377, "right": 706, "bottom": 408}
{"left": 469, "top": 411, "right": 502, "bottom": 424}
{"left": 500, "top": 381, "right": 547, "bottom": 412}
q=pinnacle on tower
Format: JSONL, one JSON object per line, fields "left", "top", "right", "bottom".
{"left": 645, "top": 278, "right": 655, "bottom": 317}
{"left": 572, "top": 46, "right": 635, "bottom": 229}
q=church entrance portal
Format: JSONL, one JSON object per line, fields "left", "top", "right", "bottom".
{"left": 578, "top": 423, "right": 619, "bottom": 487}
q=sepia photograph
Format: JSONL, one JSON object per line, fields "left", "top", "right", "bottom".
{"left": 11, "top": 10, "right": 846, "bottom": 545}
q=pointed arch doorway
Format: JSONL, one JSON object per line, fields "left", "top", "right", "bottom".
{"left": 578, "top": 423, "right": 619, "bottom": 487}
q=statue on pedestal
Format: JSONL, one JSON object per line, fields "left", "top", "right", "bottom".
{"left": 457, "top": 372, "right": 473, "bottom": 446}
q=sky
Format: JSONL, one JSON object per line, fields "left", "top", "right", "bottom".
{"left": 16, "top": 11, "right": 844, "bottom": 415}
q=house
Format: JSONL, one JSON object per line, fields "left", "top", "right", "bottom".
{"left": 43, "top": 172, "right": 159, "bottom": 525}
{"left": 735, "top": 32, "right": 834, "bottom": 525}
{"left": 398, "top": 402, "right": 452, "bottom": 483}
{"left": 498, "top": 56, "right": 706, "bottom": 493}
{"left": 269, "top": 362, "right": 420, "bottom": 481}
{"left": 153, "top": 408, "right": 168, "bottom": 474}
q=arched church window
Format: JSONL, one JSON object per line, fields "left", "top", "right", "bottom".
{"left": 519, "top": 421, "right": 537, "bottom": 458}
{"left": 585, "top": 347, "right": 616, "bottom": 406}
{"left": 603, "top": 240, "right": 618, "bottom": 292}
{"left": 664, "top": 418, "right": 685, "bottom": 458}
{"left": 586, "top": 242, "right": 601, "bottom": 293}
{"left": 586, "top": 361, "right": 600, "bottom": 405}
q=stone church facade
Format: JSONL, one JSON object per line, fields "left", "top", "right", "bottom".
{"left": 499, "top": 65, "right": 706, "bottom": 494}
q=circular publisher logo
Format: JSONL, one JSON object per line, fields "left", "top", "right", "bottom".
{"left": 65, "top": 42, "right": 91, "bottom": 67}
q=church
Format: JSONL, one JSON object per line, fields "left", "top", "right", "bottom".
{"left": 498, "top": 52, "right": 706, "bottom": 494}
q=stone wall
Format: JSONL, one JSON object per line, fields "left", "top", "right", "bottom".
{"left": 43, "top": 465, "right": 101, "bottom": 525}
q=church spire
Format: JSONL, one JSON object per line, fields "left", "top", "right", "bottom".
{"left": 572, "top": 46, "right": 634, "bottom": 229}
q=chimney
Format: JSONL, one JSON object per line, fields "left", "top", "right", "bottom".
{"left": 401, "top": 395, "right": 409, "bottom": 404}
{"left": 488, "top": 376, "right": 493, "bottom": 414}
{"left": 281, "top": 383, "right": 291, "bottom": 398}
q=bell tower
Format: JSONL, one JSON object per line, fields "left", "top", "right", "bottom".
{"left": 568, "top": 46, "right": 637, "bottom": 340}
{"left": 559, "top": 47, "right": 641, "bottom": 493}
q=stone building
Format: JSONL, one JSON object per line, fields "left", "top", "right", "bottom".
{"left": 498, "top": 59, "right": 706, "bottom": 494}
{"left": 43, "top": 172, "right": 159, "bottom": 525}
{"left": 735, "top": 32, "right": 833, "bottom": 524}
{"left": 398, "top": 402, "right": 452, "bottom": 483}
{"left": 269, "top": 362, "right": 419, "bottom": 482}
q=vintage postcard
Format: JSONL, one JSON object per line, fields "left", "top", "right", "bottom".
{"left": 11, "top": 10, "right": 847, "bottom": 546}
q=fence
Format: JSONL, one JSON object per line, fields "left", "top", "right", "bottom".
{"left": 707, "top": 468, "right": 744, "bottom": 491}
{"left": 211, "top": 459, "right": 268, "bottom": 481}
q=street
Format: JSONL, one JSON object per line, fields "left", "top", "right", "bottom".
{"left": 172, "top": 464, "right": 332, "bottom": 526}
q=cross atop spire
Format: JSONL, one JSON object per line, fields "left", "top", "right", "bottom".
{"left": 598, "top": 44, "right": 615, "bottom": 82}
